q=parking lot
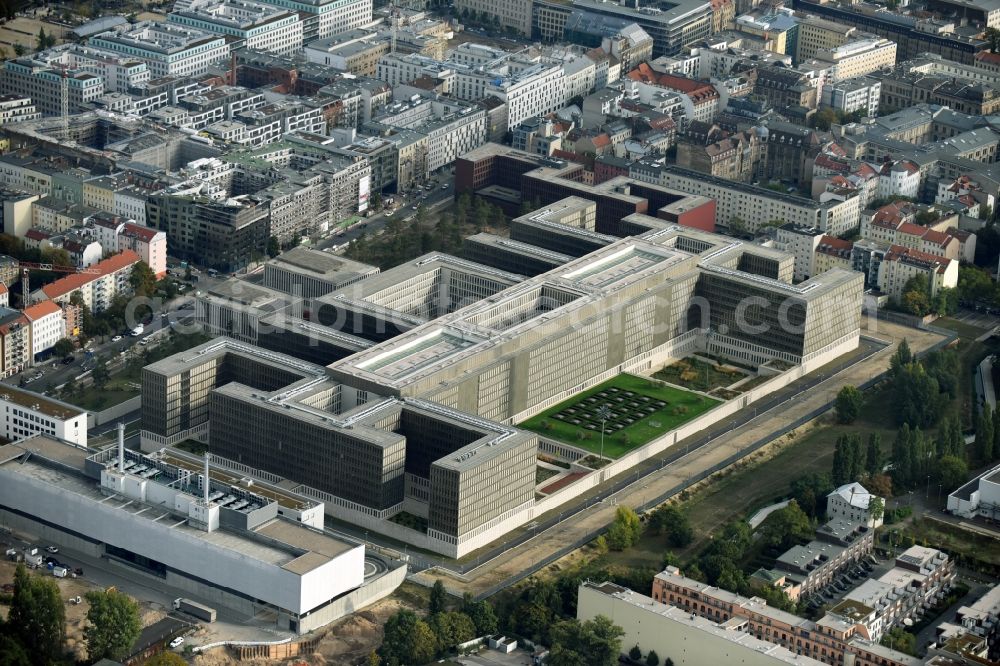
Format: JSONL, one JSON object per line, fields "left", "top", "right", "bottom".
{"left": 952, "top": 307, "right": 1000, "bottom": 331}
{"left": 801, "top": 554, "right": 885, "bottom": 615}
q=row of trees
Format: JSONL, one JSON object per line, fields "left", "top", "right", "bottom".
{"left": 345, "top": 195, "right": 507, "bottom": 270}
{"left": 1, "top": 564, "right": 141, "bottom": 664}
{"left": 890, "top": 423, "right": 968, "bottom": 494}
{"left": 975, "top": 403, "right": 1000, "bottom": 464}
{"left": 889, "top": 341, "right": 960, "bottom": 429}
{"left": 831, "top": 432, "right": 884, "bottom": 487}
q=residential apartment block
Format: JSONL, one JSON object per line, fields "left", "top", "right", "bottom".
{"left": 35, "top": 250, "right": 140, "bottom": 313}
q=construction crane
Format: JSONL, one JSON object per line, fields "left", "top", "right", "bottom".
{"left": 20, "top": 264, "right": 100, "bottom": 308}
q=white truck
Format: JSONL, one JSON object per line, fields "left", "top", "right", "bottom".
{"left": 131, "top": 324, "right": 144, "bottom": 337}
{"left": 52, "top": 566, "right": 67, "bottom": 578}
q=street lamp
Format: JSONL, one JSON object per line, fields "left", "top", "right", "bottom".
{"left": 597, "top": 404, "right": 612, "bottom": 461}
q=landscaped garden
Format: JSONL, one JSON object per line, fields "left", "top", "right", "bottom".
{"left": 519, "top": 374, "right": 720, "bottom": 458}
{"left": 653, "top": 357, "right": 748, "bottom": 392}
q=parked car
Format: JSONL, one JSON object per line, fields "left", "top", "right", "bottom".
{"left": 45, "top": 546, "right": 58, "bottom": 554}
{"left": 61, "top": 356, "right": 74, "bottom": 365}
{"left": 68, "top": 596, "right": 81, "bottom": 605}
{"left": 169, "top": 637, "right": 185, "bottom": 649}
{"left": 111, "top": 335, "right": 122, "bottom": 343}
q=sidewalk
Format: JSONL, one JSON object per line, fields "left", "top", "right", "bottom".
{"left": 413, "top": 317, "right": 946, "bottom": 597}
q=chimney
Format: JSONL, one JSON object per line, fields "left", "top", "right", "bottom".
{"left": 117, "top": 422, "right": 125, "bottom": 473}
{"left": 203, "top": 452, "right": 211, "bottom": 504}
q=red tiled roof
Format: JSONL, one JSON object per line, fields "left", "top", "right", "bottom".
{"left": 0, "top": 283, "right": 8, "bottom": 295}
{"left": 41, "top": 250, "right": 139, "bottom": 300}
{"left": 976, "top": 51, "right": 1000, "bottom": 65}
{"left": 818, "top": 235, "right": 852, "bottom": 251}
{"left": 123, "top": 223, "right": 159, "bottom": 243}
{"left": 897, "top": 222, "right": 926, "bottom": 237}
{"left": 921, "top": 229, "right": 951, "bottom": 246}
{"left": 25, "top": 229, "right": 50, "bottom": 241}
{"left": 23, "top": 299, "right": 62, "bottom": 321}
{"left": 885, "top": 244, "right": 951, "bottom": 273}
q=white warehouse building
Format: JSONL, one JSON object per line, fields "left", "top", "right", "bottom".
{"left": 948, "top": 463, "right": 1000, "bottom": 520}
{"left": 0, "top": 435, "right": 405, "bottom": 634}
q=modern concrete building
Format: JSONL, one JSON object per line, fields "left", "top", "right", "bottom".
{"left": 0, "top": 434, "right": 405, "bottom": 634}
{"left": 262, "top": 246, "right": 378, "bottom": 298}
{"left": 569, "top": 0, "right": 712, "bottom": 57}
{"left": 633, "top": 162, "right": 863, "bottom": 237}
{"left": 90, "top": 22, "right": 230, "bottom": 78}
{"left": 168, "top": 0, "right": 303, "bottom": 57}
{"left": 140, "top": 338, "right": 539, "bottom": 557}
{"left": 0, "top": 95, "right": 40, "bottom": 124}
{"left": 948, "top": 462, "right": 1000, "bottom": 520}
{"left": 0, "top": 387, "right": 87, "bottom": 445}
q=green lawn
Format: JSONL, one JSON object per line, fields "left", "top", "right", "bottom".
{"left": 520, "top": 374, "right": 720, "bottom": 457}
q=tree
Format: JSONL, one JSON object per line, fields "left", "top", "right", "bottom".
{"left": 868, "top": 496, "right": 884, "bottom": 522}
{"left": 629, "top": 645, "right": 642, "bottom": 662}
{"left": 648, "top": 504, "right": 693, "bottom": 547}
{"left": 36, "top": 27, "right": 46, "bottom": 52}
{"left": 790, "top": 472, "right": 834, "bottom": 518}
{"left": 266, "top": 236, "right": 281, "bottom": 258}
{"left": 91, "top": 361, "right": 110, "bottom": 390}
{"left": 890, "top": 339, "right": 912, "bottom": 375}
{"left": 366, "top": 651, "right": 382, "bottom": 666}
{"left": 833, "top": 433, "right": 864, "bottom": 485}
{"left": 0, "top": 632, "right": 31, "bottom": 666}
{"left": 84, "top": 588, "right": 142, "bottom": 662}
{"left": 866, "top": 433, "right": 884, "bottom": 477}
{"left": 757, "top": 501, "right": 813, "bottom": 550}
{"left": 810, "top": 108, "right": 838, "bottom": 131}
{"left": 977, "top": 404, "right": 995, "bottom": 463}
{"left": 129, "top": 261, "right": 157, "bottom": 298}
{"left": 12, "top": 43, "right": 25, "bottom": 57}
{"left": 461, "top": 596, "right": 498, "bottom": 636}
{"left": 986, "top": 26, "right": 1000, "bottom": 51}
{"left": 646, "top": 650, "right": 660, "bottom": 666}
{"left": 380, "top": 610, "right": 438, "bottom": 666}
{"left": 606, "top": 506, "right": 643, "bottom": 550}
{"left": 549, "top": 615, "right": 625, "bottom": 666}
{"left": 429, "top": 579, "right": 447, "bottom": 615}
{"left": 7, "top": 563, "right": 65, "bottom": 664}
{"left": 937, "top": 455, "right": 968, "bottom": 493}
{"left": 932, "top": 287, "right": 957, "bottom": 316}
{"left": 835, "top": 385, "right": 863, "bottom": 424}
{"left": 430, "top": 611, "right": 475, "bottom": 649}
{"left": 144, "top": 653, "right": 188, "bottom": 666}
{"left": 882, "top": 627, "right": 916, "bottom": 656}
{"left": 52, "top": 338, "right": 74, "bottom": 357}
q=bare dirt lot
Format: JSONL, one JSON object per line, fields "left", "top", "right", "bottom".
{"left": 0, "top": 558, "right": 165, "bottom": 662}
{"left": 0, "top": 14, "right": 69, "bottom": 53}
{"left": 192, "top": 583, "right": 431, "bottom": 666}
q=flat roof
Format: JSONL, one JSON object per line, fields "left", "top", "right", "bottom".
{"left": 0, "top": 386, "right": 86, "bottom": 421}
{"left": 267, "top": 246, "right": 376, "bottom": 280}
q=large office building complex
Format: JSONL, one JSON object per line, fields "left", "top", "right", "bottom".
{"left": 142, "top": 176, "right": 862, "bottom": 557}
{"left": 90, "top": 22, "right": 230, "bottom": 78}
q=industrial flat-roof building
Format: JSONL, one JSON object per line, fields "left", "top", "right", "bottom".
{"left": 0, "top": 435, "right": 403, "bottom": 634}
